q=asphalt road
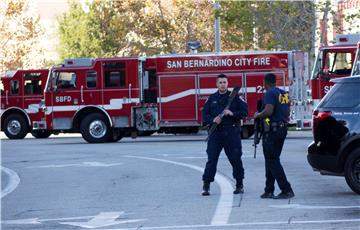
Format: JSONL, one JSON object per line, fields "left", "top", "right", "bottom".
{"left": 1, "top": 131, "right": 359, "bottom": 230}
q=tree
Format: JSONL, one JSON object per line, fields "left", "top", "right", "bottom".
{"left": 220, "top": 1, "right": 316, "bottom": 53}
{"left": 58, "top": 0, "right": 215, "bottom": 58}
{"left": 0, "top": 0, "right": 44, "bottom": 74}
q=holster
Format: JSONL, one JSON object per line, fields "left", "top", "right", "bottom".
{"left": 263, "top": 118, "right": 271, "bottom": 133}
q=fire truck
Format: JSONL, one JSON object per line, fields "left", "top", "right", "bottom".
{"left": 0, "top": 69, "right": 51, "bottom": 139}
{"left": 33, "top": 50, "right": 309, "bottom": 143}
{"left": 311, "top": 34, "right": 360, "bottom": 107}
{"left": 351, "top": 42, "right": 360, "bottom": 76}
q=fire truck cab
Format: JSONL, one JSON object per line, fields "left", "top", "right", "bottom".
{"left": 351, "top": 42, "right": 360, "bottom": 76}
{"left": 38, "top": 58, "right": 158, "bottom": 143}
{"left": 311, "top": 34, "right": 360, "bottom": 105}
{"left": 1, "top": 69, "right": 50, "bottom": 139}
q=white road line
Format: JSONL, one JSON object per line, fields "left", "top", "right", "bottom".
{"left": 123, "top": 155, "right": 234, "bottom": 226}
{"left": 27, "top": 162, "right": 123, "bottom": 169}
{"left": 177, "top": 155, "right": 257, "bottom": 159}
{"left": 1, "top": 166, "right": 20, "bottom": 198}
{"left": 100, "top": 218, "right": 360, "bottom": 230}
{"left": 270, "top": 204, "right": 360, "bottom": 209}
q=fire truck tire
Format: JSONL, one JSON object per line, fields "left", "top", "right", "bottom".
{"left": 4, "top": 114, "right": 29, "bottom": 139}
{"left": 80, "top": 113, "right": 110, "bottom": 143}
{"left": 344, "top": 148, "right": 360, "bottom": 195}
{"left": 31, "top": 130, "right": 51, "bottom": 139}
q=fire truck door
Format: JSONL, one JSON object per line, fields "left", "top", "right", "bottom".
{"left": 158, "top": 75, "right": 197, "bottom": 122}
{"left": 197, "top": 73, "right": 244, "bottom": 124}
{"left": 50, "top": 71, "right": 80, "bottom": 130}
{"left": 23, "top": 72, "right": 45, "bottom": 120}
{"left": 245, "top": 72, "right": 286, "bottom": 118}
{"left": 81, "top": 70, "right": 102, "bottom": 106}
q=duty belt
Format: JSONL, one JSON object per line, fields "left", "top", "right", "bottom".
{"left": 271, "top": 121, "right": 287, "bottom": 128}
{"left": 216, "top": 123, "right": 239, "bottom": 129}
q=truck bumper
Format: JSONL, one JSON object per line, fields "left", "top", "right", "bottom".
{"left": 307, "top": 141, "right": 341, "bottom": 173}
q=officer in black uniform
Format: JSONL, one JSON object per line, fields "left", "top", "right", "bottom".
{"left": 202, "top": 74, "right": 248, "bottom": 196}
{"left": 254, "top": 73, "right": 295, "bottom": 199}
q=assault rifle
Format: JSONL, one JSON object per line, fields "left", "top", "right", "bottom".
{"left": 253, "top": 99, "right": 263, "bottom": 159}
{"left": 205, "top": 86, "right": 241, "bottom": 142}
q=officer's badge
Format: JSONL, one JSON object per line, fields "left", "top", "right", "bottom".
{"left": 278, "top": 93, "right": 289, "bottom": 104}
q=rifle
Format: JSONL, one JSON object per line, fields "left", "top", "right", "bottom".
{"left": 205, "top": 86, "right": 241, "bottom": 142}
{"left": 253, "top": 99, "right": 263, "bottom": 159}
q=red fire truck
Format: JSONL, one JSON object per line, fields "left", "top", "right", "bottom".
{"left": 33, "top": 50, "right": 309, "bottom": 143}
{"left": 351, "top": 42, "right": 360, "bottom": 76}
{"left": 1, "top": 69, "right": 51, "bottom": 139}
{"left": 311, "top": 34, "right": 360, "bottom": 106}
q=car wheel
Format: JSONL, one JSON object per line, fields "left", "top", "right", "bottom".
{"left": 80, "top": 113, "right": 110, "bottom": 143}
{"left": 344, "top": 147, "right": 360, "bottom": 195}
{"left": 31, "top": 130, "right": 51, "bottom": 139}
{"left": 4, "top": 114, "right": 29, "bottom": 139}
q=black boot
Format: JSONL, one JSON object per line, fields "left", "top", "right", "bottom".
{"left": 260, "top": 191, "right": 274, "bottom": 199}
{"left": 233, "top": 180, "right": 244, "bottom": 194}
{"left": 273, "top": 190, "right": 295, "bottom": 199}
{"left": 202, "top": 182, "right": 210, "bottom": 196}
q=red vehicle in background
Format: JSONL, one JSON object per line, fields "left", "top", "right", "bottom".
{"left": 311, "top": 34, "right": 360, "bottom": 107}
{"left": 351, "top": 42, "right": 360, "bottom": 76}
{"left": 33, "top": 50, "right": 310, "bottom": 143}
{"left": 1, "top": 69, "right": 50, "bottom": 139}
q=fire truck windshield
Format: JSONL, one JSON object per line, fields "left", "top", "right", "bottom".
{"left": 351, "top": 47, "right": 360, "bottom": 76}
{"left": 311, "top": 51, "right": 323, "bottom": 80}
{"left": 323, "top": 52, "right": 352, "bottom": 76}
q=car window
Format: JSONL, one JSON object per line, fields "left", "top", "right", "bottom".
{"left": 320, "top": 83, "right": 360, "bottom": 108}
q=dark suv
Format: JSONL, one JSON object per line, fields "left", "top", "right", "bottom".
{"left": 308, "top": 75, "right": 360, "bottom": 194}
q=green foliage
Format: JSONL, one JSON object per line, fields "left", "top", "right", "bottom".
{"left": 58, "top": 0, "right": 317, "bottom": 59}
{"left": 221, "top": 1, "right": 316, "bottom": 53}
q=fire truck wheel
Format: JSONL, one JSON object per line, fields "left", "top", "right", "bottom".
{"left": 80, "top": 113, "right": 110, "bottom": 143}
{"left": 31, "top": 130, "right": 51, "bottom": 139}
{"left": 4, "top": 114, "right": 29, "bottom": 139}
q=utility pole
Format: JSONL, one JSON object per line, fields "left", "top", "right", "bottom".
{"left": 214, "top": 0, "right": 221, "bottom": 52}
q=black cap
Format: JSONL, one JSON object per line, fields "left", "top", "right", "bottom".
{"left": 264, "top": 73, "right": 276, "bottom": 84}
{"left": 217, "top": 74, "right": 227, "bottom": 79}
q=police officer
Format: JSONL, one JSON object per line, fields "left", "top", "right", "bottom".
{"left": 202, "top": 74, "right": 248, "bottom": 196}
{"left": 254, "top": 73, "right": 295, "bottom": 199}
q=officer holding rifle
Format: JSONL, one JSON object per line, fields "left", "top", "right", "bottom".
{"left": 201, "top": 74, "right": 248, "bottom": 196}
{"left": 254, "top": 73, "right": 295, "bottom": 199}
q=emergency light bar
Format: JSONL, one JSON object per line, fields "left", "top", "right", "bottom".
{"left": 64, "top": 58, "right": 93, "bottom": 67}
